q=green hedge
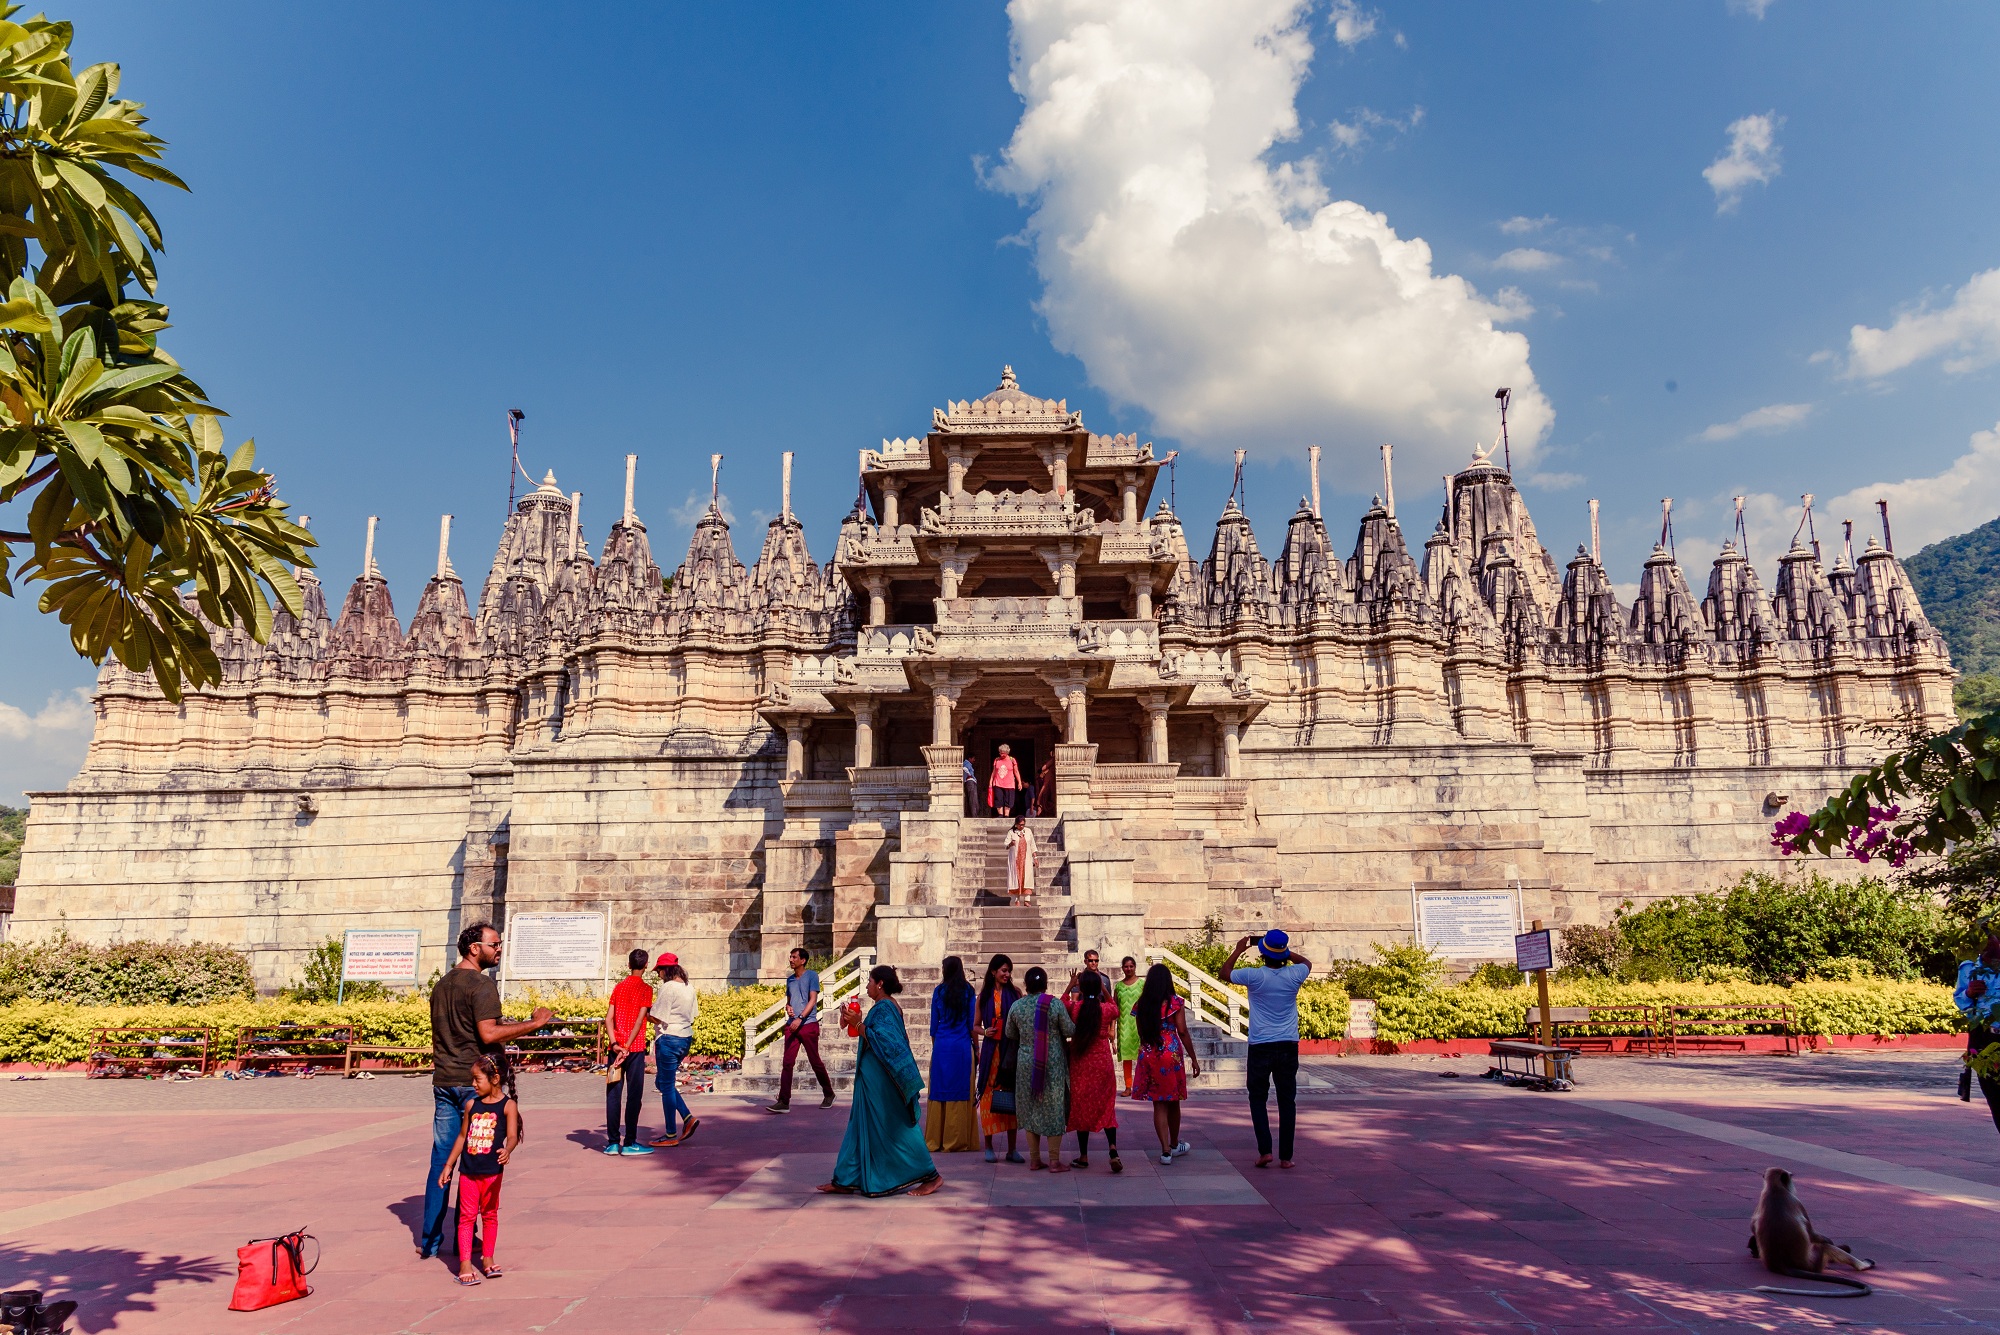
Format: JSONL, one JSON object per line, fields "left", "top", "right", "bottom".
{"left": 1343, "top": 979, "right": 1963, "bottom": 1044}
{"left": 0, "top": 935, "right": 255, "bottom": 1006}
{"left": 0, "top": 985, "right": 787, "bottom": 1067}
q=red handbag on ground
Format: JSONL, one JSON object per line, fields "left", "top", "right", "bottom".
{"left": 227, "top": 1228, "right": 317, "bottom": 1312}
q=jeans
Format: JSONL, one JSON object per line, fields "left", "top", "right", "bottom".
{"left": 1247, "top": 1041, "right": 1299, "bottom": 1160}
{"left": 421, "top": 1084, "right": 476, "bottom": 1255}
{"left": 777, "top": 1021, "right": 831, "bottom": 1105}
{"left": 606, "top": 1051, "right": 646, "bottom": 1147}
{"left": 654, "top": 1034, "right": 693, "bottom": 1136}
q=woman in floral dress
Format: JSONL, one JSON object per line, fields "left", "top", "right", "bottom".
{"left": 1004, "top": 966, "right": 1074, "bottom": 1171}
{"left": 1064, "top": 970, "right": 1122, "bottom": 1171}
{"left": 1131, "top": 963, "right": 1201, "bottom": 1165}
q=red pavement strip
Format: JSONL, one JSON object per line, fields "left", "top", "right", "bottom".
{"left": 5, "top": 1090, "right": 2000, "bottom": 1333}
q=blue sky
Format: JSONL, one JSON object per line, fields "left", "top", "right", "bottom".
{"left": 5, "top": 0, "right": 2000, "bottom": 798}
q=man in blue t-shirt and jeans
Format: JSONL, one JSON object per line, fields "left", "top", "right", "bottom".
{"left": 1222, "top": 929, "right": 1313, "bottom": 1169}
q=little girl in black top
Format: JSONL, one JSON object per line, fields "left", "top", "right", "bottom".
{"left": 439, "top": 1055, "right": 521, "bottom": 1284}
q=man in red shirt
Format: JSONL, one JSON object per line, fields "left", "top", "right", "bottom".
{"left": 604, "top": 949, "right": 656, "bottom": 1155}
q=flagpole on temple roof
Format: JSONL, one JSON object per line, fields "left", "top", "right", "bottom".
{"left": 507, "top": 409, "right": 526, "bottom": 517}
{"left": 437, "top": 514, "right": 454, "bottom": 580}
{"left": 1308, "top": 445, "right": 1321, "bottom": 518}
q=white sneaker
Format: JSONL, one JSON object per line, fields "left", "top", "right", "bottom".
{"left": 1159, "top": 1152, "right": 1174, "bottom": 1165}
{"left": 1172, "top": 1141, "right": 1191, "bottom": 1158}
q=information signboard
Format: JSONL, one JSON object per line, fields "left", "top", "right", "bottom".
{"left": 1415, "top": 891, "right": 1518, "bottom": 959}
{"left": 1346, "top": 999, "right": 1377, "bottom": 1041}
{"left": 503, "top": 912, "right": 608, "bottom": 983}
{"left": 1514, "top": 928, "right": 1554, "bottom": 974}
{"left": 340, "top": 929, "right": 422, "bottom": 984}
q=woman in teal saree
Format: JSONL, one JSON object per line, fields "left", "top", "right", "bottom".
{"left": 821, "top": 965, "right": 944, "bottom": 1197}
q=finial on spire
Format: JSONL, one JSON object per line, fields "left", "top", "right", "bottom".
{"left": 436, "top": 514, "right": 454, "bottom": 580}
{"left": 1876, "top": 497, "right": 1894, "bottom": 553}
{"left": 1841, "top": 517, "right": 1854, "bottom": 567}
{"left": 1379, "top": 443, "right": 1396, "bottom": 522}
{"left": 569, "top": 492, "right": 582, "bottom": 559}
{"left": 623, "top": 454, "right": 637, "bottom": 524}
{"left": 1658, "top": 498, "right": 1675, "bottom": 562}
{"left": 999, "top": 364, "right": 1018, "bottom": 391}
{"left": 363, "top": 515, "right": 380, "bottom": 579}
{"left": 1231, "top": 448, "right": 1246, "bottom": 509}
{"left": 1589, "top": 498, "right": 1600, "bottom": 564}
{"left": 1734, "top": 494, "right": 1751, "bottom": 565}
{"left": 709, "top": 453, "right": 723, "bottom": 511}
{"left": 1307, "top": 445, "right": 1321, "bottom": 518}
{"left": 781, "top": 451, "right": 794, "bottom": 522}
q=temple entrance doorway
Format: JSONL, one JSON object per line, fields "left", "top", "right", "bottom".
{"left": 962, "top": 715, "right": 1061, "bottom": 816}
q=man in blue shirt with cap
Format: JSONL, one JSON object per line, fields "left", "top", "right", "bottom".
{"left": 1221, "top": 929, "right": 1313, "bottom": 1169}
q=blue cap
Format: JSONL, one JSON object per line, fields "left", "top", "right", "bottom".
{"left": 1258, "top": 929, "right": 1290, "bottom": 962}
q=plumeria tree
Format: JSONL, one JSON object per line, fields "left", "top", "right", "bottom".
{"left": 0, "top": 8, "right": 312, "bottom": 699}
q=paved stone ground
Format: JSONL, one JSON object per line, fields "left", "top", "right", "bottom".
{"left": 2, "top": 1051, "right": 1998, "bottom": 1333}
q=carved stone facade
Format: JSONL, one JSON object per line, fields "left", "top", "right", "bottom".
{"left": 13, "top": 370, "right": 1956, "bottom": 989}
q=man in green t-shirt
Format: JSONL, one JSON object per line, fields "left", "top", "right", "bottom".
{"left": 420, "top": 923, "right": 554, "bottom": 1259}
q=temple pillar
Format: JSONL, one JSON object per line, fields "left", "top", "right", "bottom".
{"left": 932, "top": 688, "right": 955, "bottom": 744}
{"left": 1138, "top": 691, "right": 1171, "bottom": 763}
{"left": 1219, "top": 710, "right": 1243, "bottom": 778}
{"left": 1036, "top": 442, "right": 1070, "bottom": 498}
{"left": 881, "top": 479, "right": 901, "bottom": 529}
{"left": 935, "top": 541, "right": 979, "bottom": 603}
{"left": 1120, "top": 470, "right": 1139, "bottom": 525}
{"left": 862, "top": 573, "right": 888, "bottom": 627}
{"left": 1036, "top": 541, "right": 1081, "bottom": 601}
{"left": 1053, "top": 741, "right": 1098, "bottom": 814}
{"left": 1128, "top": 571, "right": 1153, "bottom": 620}
{"left": 784, "top": 722, "right": 806, "bottom": 779}
{"left": 852, "top": 702, "right": 875, "bottom": 769}
{"left": 944, "top": 444, "right": 980, "bottom": 499}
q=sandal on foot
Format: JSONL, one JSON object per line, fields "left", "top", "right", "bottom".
{"left": 1005, "top": 1151, "right": 1027, "bottom": 1164}
{"left": 1109, "top": 1154, "right": 1124, "bottom": 1174}
{"left": 1029, "top": 1160, "right": 1047, "bottom": 1171}
{"left": 1070, "top": 1156, "right": 1089, "bottom": 1169}
{"left": 480, "top": 1263, "right": 504, "bottom": 1279}
{"left": 455, "top": 1274, "right": 482, "bottom": 1287}
{"left": 984, "top": 1148, "right": 998, "bottom": 1163}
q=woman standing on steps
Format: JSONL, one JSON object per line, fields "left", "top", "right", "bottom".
{"left": 975, "top": 955, "right": 1022, "bottom": 1163}
{"left": 1004, "top": 816, "right": 1036, "bottom": 904}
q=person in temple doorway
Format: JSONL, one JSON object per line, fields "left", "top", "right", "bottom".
{"left": 963, "top": 752, "right": 980, "bottom": 816}
{"left": 988, "top": 743, "right": 1023, "bottom": 818}
{"left": 1031, "top": 754, "right": 1055, "bottom": 817}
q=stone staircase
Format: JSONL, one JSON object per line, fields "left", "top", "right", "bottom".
{"left": 719, "top": 819, "right": 1264, "bottom": 1099}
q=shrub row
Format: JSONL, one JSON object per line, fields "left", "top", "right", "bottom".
{"left": 0, "top": 986, "right": 786, "bottom": 1067}
{"left": 0, "top": 935, "right": 255, "bottom": 1006}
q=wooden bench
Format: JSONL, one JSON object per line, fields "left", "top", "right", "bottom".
{"left": 506, "top": 1018, "right": 605, "bottom": 1073}
{"left": 1523, "top": 1004, "right": 1662, "bottom": 1056}
{"left": 343, "top": 1044, "right": 433, "bottom": 1076}
{"left": 87, "top": 1026, "right": 214, "bottom": 1078}
{"left": 1664, "top": 1002, "right": 1795, "bottom": 1056}
{"left": 1486, "top": 1039, "right": 1578, "bottom": 1086}
{"left": 233, "top": 1025, "right": 356, "bottom": 1075}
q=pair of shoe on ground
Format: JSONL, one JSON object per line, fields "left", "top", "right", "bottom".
{"left": 764, "top": 1094, "right": 837, "bottom": 1113}
{"left": 601, "top": 1118, "right": 701, "bottom": 1154}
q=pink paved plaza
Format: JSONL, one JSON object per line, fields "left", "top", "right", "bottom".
{"left": 3, "top": 1055, "right": 1999, "bottom": 1333}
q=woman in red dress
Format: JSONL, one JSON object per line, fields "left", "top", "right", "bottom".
{"left": 1063, "top": 970, "right": 1121, "bottom": 1172}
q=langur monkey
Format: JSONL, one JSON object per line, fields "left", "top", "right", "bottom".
{"left": 1749, "top": 1167, "right": 1874, "bottom": 1297}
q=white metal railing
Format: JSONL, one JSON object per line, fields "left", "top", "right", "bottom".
{"left": 1148, "top": 948, "right": 1248, "bottom": 1041}
{"left": 743, "top": 947, "right": 877, "bottom": 1058}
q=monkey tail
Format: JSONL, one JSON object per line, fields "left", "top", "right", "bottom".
{"left": 1755, "top": 1269, "right": 1872, "bottom": 1298}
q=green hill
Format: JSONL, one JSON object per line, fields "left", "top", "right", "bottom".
{"left": 0, "top": 804, "right": 24, "bottom": 886}
{"left": 1905, "top": 515, "right": 2000, "bottom": 715}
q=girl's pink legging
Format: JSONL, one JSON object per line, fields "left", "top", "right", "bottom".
{"left": 457, "top": 1172, "right": 502, "bottom": 1264}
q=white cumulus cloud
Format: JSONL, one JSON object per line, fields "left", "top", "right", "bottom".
{"left": 669, "top": 489, "right": 736, "bottom": 532}
{"left": 1327, "top": 104, "right": 1423, "bottom": 155}
{"left": 1328, "top": 0, "right": 1378, "bottom": 47}
{"left": 991, "top": 0, "right": 1552, "bottom": 481}
{"left": 1493, "top": 247, "right": 1562, "bottom": 273}
{"left": 0, "top": 687, "right": 94, "bottom": 803}
{"left": 1704, "top": 113, "right": 1782, "bottom": 213}
{"left": 1696, "top": 402, "right": 1814, "bottom": 442}
{"left": 1845, "top": 267, "right": 2000, "bottom": 379}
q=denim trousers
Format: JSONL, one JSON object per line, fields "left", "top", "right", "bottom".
{"left": 606, "top": 1051, "right": 647, "bottom": 1147}
{"left": 421, "top": 1084, "right": 476, "bottom": 1255}
{"left": 654, "top": 1034, "right": 694, "bottom": 1135}
{"left": 1246, "top": 1041, "right": 1299, "bottom": 1160}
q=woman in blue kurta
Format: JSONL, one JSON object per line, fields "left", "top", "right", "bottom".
{"left": 822, "top": 965, "right": 944, "bottom": 1197}
{"left": 925, "top": 956, "right": 980, "bottom": 1152}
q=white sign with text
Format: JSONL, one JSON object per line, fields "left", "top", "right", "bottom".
{"left": 504, "top": 912, "right": 607, "bottom": 982}
{"left": 1415, "top": 891, "right": 1519, "bottom": 959}
{"left": 341, "top": 929, "right": 422, "bottom": 983}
